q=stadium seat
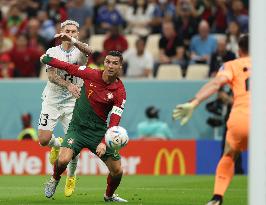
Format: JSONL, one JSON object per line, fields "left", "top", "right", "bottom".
{"left": 156, "top": 64, "right": 183, "bottom": 80}
{"left": 186, "top": 64, "right": 209, "bottom": 80}
{"left": 126, "top": 34, "right": 138, "bottom": 49}
{"left": 89, "top": 35, "right": 105, "bottom": 52}
{"left": 146, "top": 34, "right": 160, "bottom": 58}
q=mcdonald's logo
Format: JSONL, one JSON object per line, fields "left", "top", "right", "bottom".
{"left": 154, "top": 148, "right": 186, "bottom": 175}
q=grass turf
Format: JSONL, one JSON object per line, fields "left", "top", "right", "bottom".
{"left": 0, "top": 175, "right": 247, "bottom": 205}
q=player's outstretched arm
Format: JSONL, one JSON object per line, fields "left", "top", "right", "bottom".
{"left": 41, "top": 54, "right": 91, "bottom": 79}
{"left": 173, "top": 75, "right": 228, "bottom": 125}
{"left": 47, "top": 68, "right": 81, "bottom": 98}
{"left": 54, "top": 33, "right": 93, "bottom": 56}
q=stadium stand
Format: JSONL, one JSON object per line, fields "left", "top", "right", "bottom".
{"left": 186, "top": 64, "right": 209, "bottom": 80}
{"left": 146, "top": 34, "right": 160, "bottom": 58}
{"left": 89, "top": 34, "right": 105, "bottom": 52}
{"left": 156, "top": 64, "right": 183, "bottom": 80}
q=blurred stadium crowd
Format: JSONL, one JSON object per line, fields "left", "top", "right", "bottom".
{"left": 0, "top": 0, "right": 249, "bottom": 79}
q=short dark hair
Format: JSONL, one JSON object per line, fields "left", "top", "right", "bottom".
{"left": 145, "top": 106, "right": 159, "bottom": 119}
{"left": 107, "top": 50, "right": 123, "bottom": 63}
{"left": 238, "top": 34, "right": 249, "bottom": 54}
{"left": 136, "top": 36, "right": 147, "bottom": 46}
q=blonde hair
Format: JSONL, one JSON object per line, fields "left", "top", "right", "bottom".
{"left": 60, "top": 20, "right": 79, "bottom": 29}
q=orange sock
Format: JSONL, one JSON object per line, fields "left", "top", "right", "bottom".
{"left": 214, "top": 155, "right": 235, "bottom": 196}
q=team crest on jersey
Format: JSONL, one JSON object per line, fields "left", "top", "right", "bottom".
{"left": 67, "top": 138, "right": 74, "bottom": 145}
{"left": 78, "top": 66, "right": 86, "bottom": 70}
{"left": 107, "top": 92, "right": 114, "bottom": 100}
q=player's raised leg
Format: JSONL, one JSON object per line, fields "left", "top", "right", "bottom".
{"left": 49, "top": 136, "right": 63, "bottom": 164}
{"left": 44, "top": 147, "right": 74, "bottom": 198}
{"left": 38, "top": 129, "right": 62, "bottom": 165}
{"left": 104, "top": 157, "right": 127, "bottom": 202}
{"left": 38, "top": 102, "right": 62, "bottom": 164}
{"left": 61, "top": 111, "right": 79, "bottom": 197}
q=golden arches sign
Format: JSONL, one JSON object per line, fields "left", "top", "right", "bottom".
{"left": 154, "top": 148, "right": 186, "bottom": 175}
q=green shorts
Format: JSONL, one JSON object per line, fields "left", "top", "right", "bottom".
{"left": 61, "top": 121, "right": 120, "bottom": 161}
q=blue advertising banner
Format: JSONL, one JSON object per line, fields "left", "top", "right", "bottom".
{"left": 196, "top": 140, "right": 248, "bottom": 174}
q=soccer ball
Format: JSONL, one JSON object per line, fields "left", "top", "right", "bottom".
{"left": 105, "top": 126, "right": 129, "bottom": 150}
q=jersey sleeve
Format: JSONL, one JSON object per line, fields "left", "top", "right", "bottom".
{"left": 42, "top": 55, "right": 95, "bottom": 79}
{"left": 108, "top": 85, "right": 127, "bottom": 128}
{"left": 45, "top": 48, "right": 54, "bottom": 70}
{"left": 216, "top": 62, "right": 234, "bottom": 82}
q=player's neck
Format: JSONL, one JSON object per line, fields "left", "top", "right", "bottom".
{"left": 239, "top": 54, "right": 249, "bottom": 58}
{"left": 61, "top": 42, "right": 73, "bottom": 51}
{"left": 102, "top": 71, "right": 117, "bottom": 84}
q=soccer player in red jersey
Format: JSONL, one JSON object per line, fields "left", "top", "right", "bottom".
{"left": 41, "top": 50, "right": 127, "bottom": 202}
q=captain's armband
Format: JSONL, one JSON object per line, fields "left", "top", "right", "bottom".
{"left": 111, "top": 106, "right": 123, "bottom": 116}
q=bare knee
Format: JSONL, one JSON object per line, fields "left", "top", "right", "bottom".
{"left": 58, "top": 155, "right": 71, "bottom": 166}
{"left": 105, "top": 157, "right": 123, "bottom": 176}
{"left": 223, "top": 142, "right": 241, "bottom": 161}
{"left": 38, "top": 130, "right": 52, "bottom": 146}
{"left": 110, "top": 167, "right": 123, "bottom": 176}
{"left": 57, "top": 149, "right": 73, "bottom": 166}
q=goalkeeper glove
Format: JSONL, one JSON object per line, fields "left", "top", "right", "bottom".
{"left": 172, "top": 99, "right": 199, "bottom": 126}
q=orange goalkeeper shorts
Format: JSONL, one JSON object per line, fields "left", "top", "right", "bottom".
{"left": 226, "top": 112, "right": 249, "bottom": 151}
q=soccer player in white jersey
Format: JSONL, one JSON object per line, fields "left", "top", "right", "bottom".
{"left": 38, "top": 20, "right": 92, "bottom": 197}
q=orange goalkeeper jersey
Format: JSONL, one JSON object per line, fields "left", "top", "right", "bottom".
{"left": 217, "top": 56, "right": 251, "bottom": 114}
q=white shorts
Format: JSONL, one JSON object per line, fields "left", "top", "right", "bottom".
{"left": 38, "top": 99, "right": 75, "bottom": 134}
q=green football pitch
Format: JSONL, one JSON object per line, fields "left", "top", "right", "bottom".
{"left": 0, "top": 175, "right": 247, "bottom": 205}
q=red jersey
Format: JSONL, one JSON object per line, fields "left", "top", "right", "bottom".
{"left": 45, "top": 57, "right": 126, "bottom": 128}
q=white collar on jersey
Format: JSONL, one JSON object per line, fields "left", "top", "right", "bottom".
{"left": 59, "top": 45, "right": 75, "bottom": 53}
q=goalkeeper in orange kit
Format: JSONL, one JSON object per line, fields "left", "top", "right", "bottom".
{"left": 173, "top": 34, "right": 250, "bottom": 205}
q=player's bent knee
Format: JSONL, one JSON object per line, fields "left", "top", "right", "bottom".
{"left": 224, "top": 151, "right": 240, "bottom": 161}
{"left": 38, "top": 130, "right": 52, "bottom": 146}
{"left": 223, "top": 142, "right": 241, "bottom": 160}
{"left": 58, "top": 149, "right": 73, "bottom": 166}
{"left": 111, "top": 167, "right": 123, "bottom": 176}
{"left": 38, "top": 136, "right": 50, "bottom": 146}
{"left": 58, "top": 155, "right": 71, "bottom": 166}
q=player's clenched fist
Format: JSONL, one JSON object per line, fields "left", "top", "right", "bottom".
{"left": 67, "top": 84, "right": 81, "bottom": 99}
{"left": 96, "top": 143, "right": 106, "bottom": 157}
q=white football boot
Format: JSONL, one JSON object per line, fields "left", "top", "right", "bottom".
{"left": 104, "top": 194, "right": 128, "bottom": 202}
{"left": 44, "top": 177, "right": 60, "bottom": 198}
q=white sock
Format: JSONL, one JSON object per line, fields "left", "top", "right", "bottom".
{"left": 48, "top": 134, "right": 61, "bottom": 148}
{"left": 68, "top": 154, "right": 79, "bottom": 177}
{"left": 53, "top": 137, "right": 62, "bottom": 148}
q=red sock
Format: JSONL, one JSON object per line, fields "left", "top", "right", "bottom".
{"left": 53, "top": 160, "right": 67, "bottom": 180}
{"left": 214, "top": 155, "right": 235, "bottom": 196}
{"left": 105, "top": 173, "right": 122, "bottom": 197}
